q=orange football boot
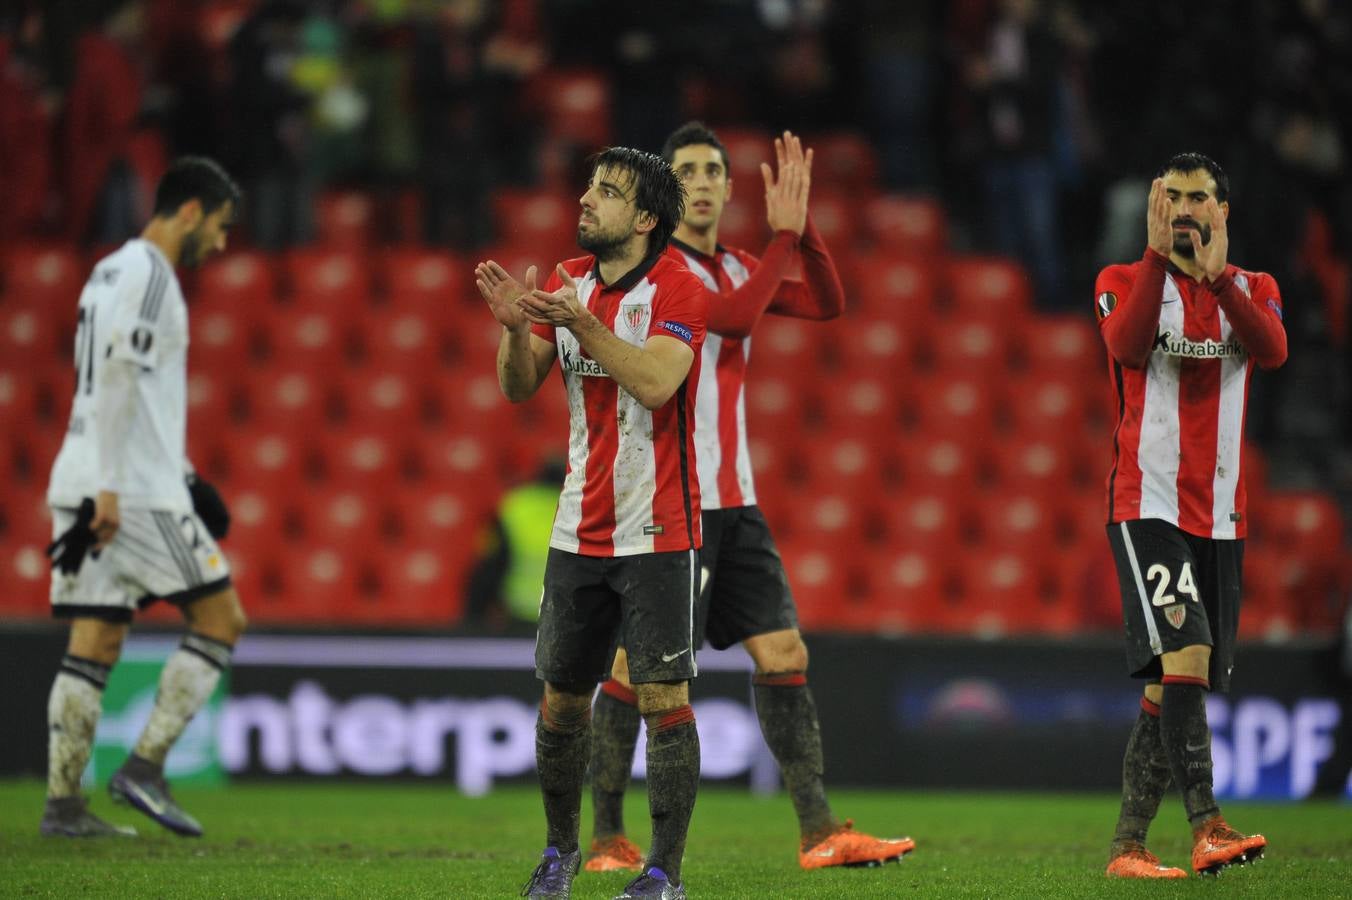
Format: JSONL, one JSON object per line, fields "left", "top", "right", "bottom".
{"left": 583, "top": 834, "right": 645, "bottom": 873}
{"left": 798, "top": 819, "right": 915, "bottom": 869}
{"left": 1106, "top": 844, "right": 1188, "bottom": 879}
{"left": 1191, "top": 816, "right": 1266, "bottom": 875}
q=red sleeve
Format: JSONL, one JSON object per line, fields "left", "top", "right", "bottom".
{"left": 765, "top": 215, "right": 847, "bottom": 321}
{"left": 649, "top": 270, "right": 708, "bottom": 350}
{"left": 1099, "top": 249, "right": 1167, "bottom": 369}
{"left": 703, "top": 231, "right": 800, "bottom": 338}
{"left": 1209, "top": 270, "right": 1287, "bottom": 369}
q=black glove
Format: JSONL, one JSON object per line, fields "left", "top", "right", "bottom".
{"left": 47, "top": 497, "right": 97, "bottom": 576}
{"left": 187, "top": 474, "right": 230, "bottom": 539}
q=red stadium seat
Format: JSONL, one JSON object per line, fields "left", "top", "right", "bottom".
{"left": 380, "top": 246, "right": 465, "bottom": 308}
{"left": 190, "top": 306, "right": 257, "bottom": 371}
{"left": 805, "top": 192, "right": 858, "bottom": 250}
{"left": 337, "top": 370, "right": 423, "bottom": 431}
{"left": 715, "top": 199, "right": 767, "bottom": 251}
{"left": 361, "top": 545, "right": 467, "bottom": 626}
{"left": 834, "top": 316, "right": 918, "bottom": 377}
{"left": 430, "top": 368, "right": 522, "bottom": 436}
{"left": 223, "top": 487, "right": 293, "bottom": 546}
{"left": 752, "top": 317, "right": 826, "bottom": 376}
{"left": 361, "top": 309, "right": 447, "bottom": 372}
{"left": 493, "top": 190, "right": 578, "bottom": 260}
{"left": 292, "top": 487, "right": 386, "bottom": 548}
{"left": 263, "top": 308, "right": 352, "bottom": 370}
{"left": 0, "top": 484, "right": 54, "bottom": 548}
{"left": 809, "top": 131, "right": 878, "bottom": 195}
{"left": 318, "top": 430, "right": 408, "bottom": 490}
{"left": 242, "top": 367, "right": 335, "bottom": 430}
{"left": 413, "top": 433, "right": 506, "bottom": 506}
{"left": 897, "top": 438, "right": 980, "bottom": 494}
{"left": 812, "top": 371, "right": 901, "bottom": 442}
{"left": 535, "top": 68, "right": 611, "bottom": 147}
{"left": 947, "top": 257, "right": 1033, "bottom": 318}
{"left": 218, "top": 429, "right": 312, "bottom": 495}
{"left": 0, "top": 539, "right": 50, "bottom": 616}
{"left": 12, "top": 425, "right": 64, "bottom": 486}
{"left": 777, "top": 538, "right": 856, "bottom": 632}
{"left": 973, "top": 490, "right": 1058, "bottom": 554}
{"left": 881, "top": 490, "right": 967, "bottom": 552}
{"left": 284, "top": 246, "right": 373, "bottom": 314}
{"left": 185, "top": 370, "right": 239, "bottom": 427}
{"left": 864, "top": 547, "right": 958, "bottom": 634}
{"left": 2, "top": 243, "right": 84, "bottom": 304}
{"left": 798, "top": 434, "right": 899, "bottom": 500}
{"left": 987, "top": 436, "right": 1076, "bottom": 496}
{"left": 861, "top": 195, "right": 947, "bottom": 259}
{"left": 743, "top": 372, "right": 807, "bottom": 435}
{"left": 849, "top": 252, "right": 939, "bottom": 320}
{"left": 909, "top": 374, "right": 998, "bottom": 444}
{"left": 1002, "top": 372, "right": 1093, "bottom": 437}
{"left": 277, "top": 542, "right": 369, "bottom": 623}
{"left": 928, "top": 314, "right": 1015, "bottom": 379}
{"left": 952, "top": 550, "right": 1043, "bottom": 636}
{"left": 196, "top": 249, "right": 277, "bottom": 309}
{"left": 315, "top": 190, "right": 376, "bottom": 249}
{"left": 1019, "top": 314, "right": 1102, "bottom": 378}
{"left": 717, "top": 128, "right": 776, "bottom": 187}
{"left": 0, "top": 303, "right": 64, "bottom": 367}
{"left": 386, "top": 485, "right": 493, "bottom": 545}
{"left": 0, "top": 367, "right": 43, "bottom": 435}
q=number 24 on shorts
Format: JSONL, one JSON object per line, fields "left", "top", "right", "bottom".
{"left": 1146, "top": 561, "right": 1200, "bottom": 607}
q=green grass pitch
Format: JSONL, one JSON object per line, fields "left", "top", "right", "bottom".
{"left": 1, "top": 781, "right": 1348, "bottom": 898}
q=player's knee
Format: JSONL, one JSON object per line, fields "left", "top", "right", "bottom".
{"left": 635, "top": 680, "right": 688, "bottom": 715}
{"left": 746, "top": 629, "right": 808, "bottom": 674}
{"left": 1143, "top": 682, "right": 1164, "bottom": 705}
{"left": 68, "top": 619, "right": 128, "bottom": 665}
{"left": 1161, "top": 644, "right": 1211, "bottom": 679}
{"left": 185, "top": 588, "right": 247, "bottom": 643}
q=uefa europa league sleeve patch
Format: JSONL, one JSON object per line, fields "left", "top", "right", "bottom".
{"left": 1096, "top": 291, "right": 1117, "bottom": 320}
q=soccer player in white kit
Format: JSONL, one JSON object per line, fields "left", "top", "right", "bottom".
{"left": 40, "top": 157, "right": 245, "bottom": 838}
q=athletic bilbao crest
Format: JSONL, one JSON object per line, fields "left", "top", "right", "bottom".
{"left": 1164, "top": 604, "right": 1187, "bottom": 629}
{"left": 620, "top": 303, "right": 650, "bottom": 337}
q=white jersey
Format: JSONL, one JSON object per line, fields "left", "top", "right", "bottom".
{"left": 47, "top": 239, "right": 193, "bottom": 511}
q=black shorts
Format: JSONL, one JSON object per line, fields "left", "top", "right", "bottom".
{"left": 1107, "top": 518, "right": 1244, "bottom": 693}
{"left": 698, "top": 506, "right": 798, "bottom": 650}
{"left": 536, "top": 547, "right": 699, "bottom": 685}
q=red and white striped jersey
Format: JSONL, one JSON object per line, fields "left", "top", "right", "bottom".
{"left": 531, "top": 252, "right": 707, "bottom": 556}
{"left": 668, "top": 241, "right": 759, "bottom": 510}
{"left": 1096, "top": 260, "right": 1283, "bottom": 539}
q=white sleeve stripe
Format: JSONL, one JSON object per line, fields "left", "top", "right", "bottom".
{"left": 139, "top": 250, "right": 169, "bottom": 323}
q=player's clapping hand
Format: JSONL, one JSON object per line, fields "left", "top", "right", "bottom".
{"left": 762, "top": 131, "right": 813, "bottom": 236}
{"left": 1192, "top": 196, "right": 1229, "bottom": 282}
{"left": 476, "top": 261, "right": 537, "bottom": 332}
{"left": 1146, "top": 178, "right": 1173, "bottom": 258}
{"left": 520, "top": 265, "right": 588, "bottom": 328}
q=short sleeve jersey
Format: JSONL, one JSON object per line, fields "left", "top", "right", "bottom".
{"left": 666, "top": 240, "right": 759, "bottom": 510}
{"left": 1096, "top": 261, "right": 1282, "bottom": 540}
{"left": 47, "top": 239, "right": 193, "bottom": 511}
{"left": 531, "top": 251, "right": 708, "bottom": 556}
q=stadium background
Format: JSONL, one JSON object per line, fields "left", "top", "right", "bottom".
{"left": 1, "top": 0, "right": 1349, "bottom": 800}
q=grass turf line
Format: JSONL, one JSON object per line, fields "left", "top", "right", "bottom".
{"left": 1, "top": 781, "right": 1348, "bottom": 898}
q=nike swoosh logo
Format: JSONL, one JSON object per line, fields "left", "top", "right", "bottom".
{"left": 661, "top": 649, "right": 690, "bottom": 662}
{"left": 1186, "top": 740, "right": 1209, "bottom": 752}
{"left": 812, "top": 848, "right": 836, "bottom": 858}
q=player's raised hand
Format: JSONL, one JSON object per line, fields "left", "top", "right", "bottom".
{"left": 1192, "top": 197, "right": 1229, "bottom": 281}
{"left": 521, "top": 264, "right": 587, "bottom": 327}
{"left": 761, "top": 131, "right": 812, "bottom": 236}
{"left": 476, "top": 261, "right": 536, "bottom": 332}
{"left": 1146, "top": 178, "right": 1173, "bottom": 257}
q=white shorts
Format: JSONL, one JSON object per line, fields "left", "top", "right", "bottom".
{"left": 49, "top": 505, "right": 233, "bottom": 622}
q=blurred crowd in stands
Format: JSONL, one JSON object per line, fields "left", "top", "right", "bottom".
{"left": 1, "top": 0, "right": 1348, "bottom": 633}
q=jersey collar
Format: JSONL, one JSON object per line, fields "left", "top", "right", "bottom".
{"left": 593, "top": 244, "right": 665, "bottom": 293}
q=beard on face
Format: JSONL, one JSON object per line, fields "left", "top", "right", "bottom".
{"left": 1171, "top": 219, "right": 1210, "bottom": 259}
{"left": 577, "top": 215, "right": 635, "bottom": 262}
{"left": 180, "top": 227, "right": 208, "bottom": 269}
